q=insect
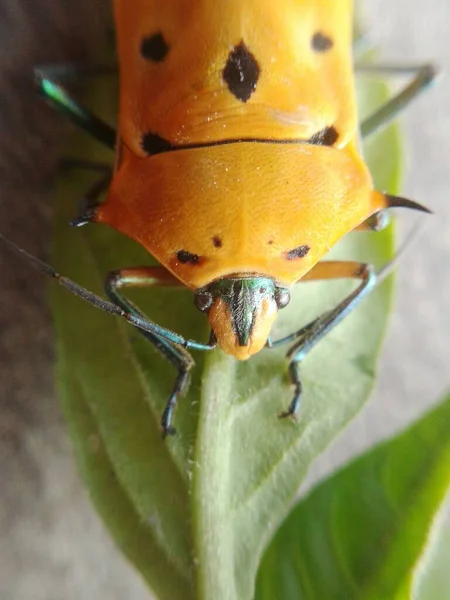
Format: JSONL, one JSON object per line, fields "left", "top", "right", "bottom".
{"left": 1, "top": 0, "right": 435, "bottom": 437}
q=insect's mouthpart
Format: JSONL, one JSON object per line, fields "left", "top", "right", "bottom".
{"left": 194, "top": 276, "right": 290, "bottom": 359}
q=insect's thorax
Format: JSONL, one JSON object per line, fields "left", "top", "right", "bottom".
{"left": 98, "top": 140, "right": 380, "bottom": 290}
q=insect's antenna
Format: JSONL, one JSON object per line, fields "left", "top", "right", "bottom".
{"left": 0, "top": 233, "right": 187, "bottom": 345}
{"left": 375, "top": 216, "right": 431, "bottom": 285}
{"left": 0, "top": 233, "right": 127, "bottom": 315}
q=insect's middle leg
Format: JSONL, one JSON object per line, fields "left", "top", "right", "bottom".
{"left": 104, "top": 267, "right": 207, "bottom": 437}
{"left": 274, "top": 261, "right": 376, "bottom": 420}
{"left": 355, "top": 210, "right": 390, "bottom": 232}
{"left": 69, "top": 169, "right": 112, "bottom": 227}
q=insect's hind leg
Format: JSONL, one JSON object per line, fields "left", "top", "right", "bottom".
{"left": 34, "top": 65, "right": 117, "bottom": 225}
{"left": 105, "top": 267, "right": 198, "bottom": 437}
{"left": 34, "top": 64, "right": 116, "bottom": 149}
{"left": 356, "top": 63, "right": 438, "bottom": 139}
{"left": 272, "top": 261, "right": 376, "bottom": 420}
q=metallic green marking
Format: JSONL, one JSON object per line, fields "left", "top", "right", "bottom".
{"left": 195, "top": 276, "right": 289, "bottom": 347}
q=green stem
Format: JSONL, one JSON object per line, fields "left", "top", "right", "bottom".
{"left": 192, "top": 350, "right": 239, "bottom": 600}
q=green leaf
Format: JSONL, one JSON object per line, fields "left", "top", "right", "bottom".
{"left": 414, "top": 506, "right": 450, "bottom": 599}
{"left": 254, "top": 393, "right": 450, "bottom": 600}
{"left": 51, "top": 56, "right": 398, "bottom": 600}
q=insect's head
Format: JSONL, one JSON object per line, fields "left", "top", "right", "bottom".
{"left": 194, "top": 276, "right": 290, "bottom": 360}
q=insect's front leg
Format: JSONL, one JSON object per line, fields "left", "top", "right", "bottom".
{"left": 105, "top": 266, "right": 210, "bottom": 437}
{"left": 278, "top": 362, "right": 303, "bottom": 420}
{"left": 0, "top": 236, "right": 215, "bottom": 435}
{"left": 273, "top": 261, "right": 376, "bottom": 420}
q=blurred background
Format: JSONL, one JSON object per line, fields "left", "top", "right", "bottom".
{"left": 0, "top": 0, "right": 448, "bottom": 598}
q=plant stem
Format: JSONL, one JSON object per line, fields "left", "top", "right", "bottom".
{"left": 192, "top": 349, "right": 240, "bottom": 600}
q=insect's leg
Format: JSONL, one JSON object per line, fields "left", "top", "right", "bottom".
{"left": 105, "top": 267, "right": 203, "bottom": 437}
{"left": 275, "top": 261, "right": 376, "bottom": 419}
{"left": 69, "top": 169, "right": 112, "bottom": 227}
{"left": 40, "top": 64, "right": 116, "bottom": 172}
{"left": 59, "top": 160, "right": 111, "bottom": 224}
{"left": 355, "top": 211, "right": 390, "bottom": 232}
{"left": 34, "top": 66, "right": 116, "bottom": 149}
{"left": 356, "top": 63, "right": 438, "bottom": 138}
{"left": 35, "top": 64, "right": 116, "bottom": 223}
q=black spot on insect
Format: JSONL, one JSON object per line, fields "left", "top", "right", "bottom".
{"left": 268, "top": 240, "right": 274, "bottom": 245}
{"left": 286, "top": 245, "right": 310, "bottom": 260}
{"left": 223, "top": 41, "right": 260, "bottom": 102}
{"left": 311, "top": 32, "right": 333, "bottom": 52}
{"left": 141, "top": 32, "right": 169, "bottom": 62}
{"left": 308, "top": 126, "right": 338, "bottom": 146}
{"left": 212, "top": 236, "right": 222, "bottom": 248}
{"left": 177, "top": 250, "right": 200, "bottom": 265}
{"left": 141, "top": 132, "right": 173, "bottom": 155}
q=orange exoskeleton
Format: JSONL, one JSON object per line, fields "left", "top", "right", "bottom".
{"left": 1, "top": 0, "right": 435, "bottom": 435}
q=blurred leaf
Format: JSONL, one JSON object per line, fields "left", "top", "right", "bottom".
{"left": 50, "top": 46, "right": 398, "bottom": 600}
{"left": 414, "top": 503, "right": 450, "bottom": 600}
{"left": 255, "top": 394, "right": 450, "bottom": 600}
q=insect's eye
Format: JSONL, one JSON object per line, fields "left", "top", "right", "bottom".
{"left": 194, "top": 292, "right": 213, "bottom": 312}
{"left": 275, "top": 288, "right": 290, "bottom": 309}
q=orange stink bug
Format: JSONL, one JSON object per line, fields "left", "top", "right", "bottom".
{"left": 0, "top": 0, "right": 435, "bottom": 436}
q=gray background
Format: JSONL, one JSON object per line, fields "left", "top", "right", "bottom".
{"left": 0, "top": 0, "right": 448, "bottom": 598}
